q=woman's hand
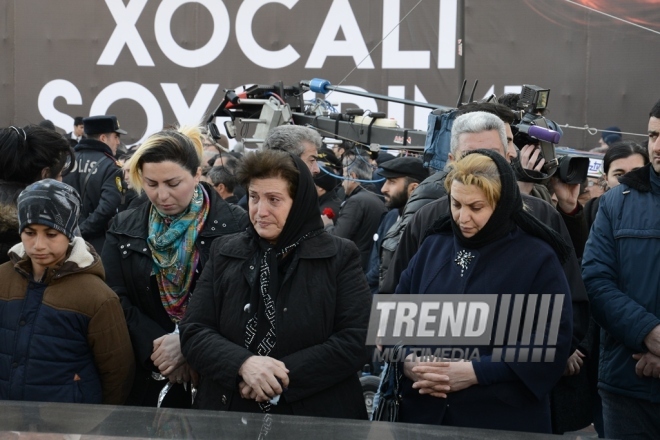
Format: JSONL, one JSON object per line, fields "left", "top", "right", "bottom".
{"left": 152, "top": 333, "right": 186, "bottom": 376}
{"left": 165, "top": 362, "right": 189, "bottom": 384}
{"left": 238, "top": 356, "right": 289, "bottom": 402}
{"left": 402, "top": 352, "right": 422, "bottom": 382}
{"left": 563, "top": 349, "right": 586, "bottom": 376}
{"left": 412, "top": 360, "right": 477, "bottom": 398}
{"left": 165, "top": 362, "right": 199, "bottom": 387}
{"left": 238, "top": 380, "right": 258, "bottom": 401}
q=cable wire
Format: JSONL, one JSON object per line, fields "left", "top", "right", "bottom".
{"left": 564, "top": 0, "right": 660, "bottom": 36}
{"left": 328, "top": 0, "right": 425, "bottom": 98}
{"left": 557, "top": 123, "right": 647, "bottom": 138}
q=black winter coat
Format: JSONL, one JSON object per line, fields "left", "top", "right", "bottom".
{"left": 63, "top": 139, "right": 124, "bottom": 253}
{"left": 101, "top": 185, "right": 248, "bottom": 406}
{"left": 325, "top": 186, "right": 386, "bottom": 271}
{"left": 180, "top": 230, "right": 371, "bottom": 420}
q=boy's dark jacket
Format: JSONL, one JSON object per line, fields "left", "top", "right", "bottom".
{"left": 0, "top": 237, "right": 134, "bottom": 404}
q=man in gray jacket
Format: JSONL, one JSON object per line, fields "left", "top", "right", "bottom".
{"left": 323, "top": 152, "right": 386, "bottom": 272}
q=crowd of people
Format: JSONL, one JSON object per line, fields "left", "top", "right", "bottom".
{"left": 0, "top": 96, "right": 658, "bottom": 439}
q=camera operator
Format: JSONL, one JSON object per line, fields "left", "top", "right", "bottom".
{"left": 498, "top": 92, "right": 588, "bottom": 262}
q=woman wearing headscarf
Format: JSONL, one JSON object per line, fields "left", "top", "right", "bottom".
{"left": 101, "top": 126, "right": 248, "bottom": 407}
{"left": 180, "top": 149, "right": 371, "bottom": 419}
{"left": 0, "top": 125, "right": 74, "bottom": 264}
{"left": 392, "top": 149, "right": 573, "bottom": 433}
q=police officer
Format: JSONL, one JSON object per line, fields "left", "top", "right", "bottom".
{"left": 64, "top": 115, "right": 126, "bottom": 253}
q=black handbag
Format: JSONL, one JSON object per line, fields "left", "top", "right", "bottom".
{"left": 372, "top": 347, "right": 403, "bottom": 422}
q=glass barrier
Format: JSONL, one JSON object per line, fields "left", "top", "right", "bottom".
{"left": 0, "top": 400, "right": 590, "bottom": 439}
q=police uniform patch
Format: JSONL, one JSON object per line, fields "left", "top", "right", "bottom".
{"left": 115, "top": 176, "right": 124, "bottom": 193}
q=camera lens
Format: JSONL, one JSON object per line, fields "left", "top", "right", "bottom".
{"left": 558, "top": 156, "right": 590, "bottom": 184}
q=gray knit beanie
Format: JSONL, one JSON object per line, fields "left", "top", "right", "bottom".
{"left": 17, "top": 179, "right": 81, "bottom": 241}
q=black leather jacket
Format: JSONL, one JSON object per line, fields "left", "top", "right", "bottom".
{"left": 101, "top": 184, "right": 248, "bottom": 405}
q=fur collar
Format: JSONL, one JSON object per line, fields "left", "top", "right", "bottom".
{"left": 0, "top": 202, "right": 19, "bottom": 234}
{"left": 9, "top": 237, "right": 101, "bottom": 282}
{"left": 618, "top": 163, "right": 653, "bottom": 193}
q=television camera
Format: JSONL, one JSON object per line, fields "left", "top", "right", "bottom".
{"left": 512, "top": 85, "right": 589, "bottom": 184}
{"left": 205, "top": 80, "right": 592, "bottom": 186}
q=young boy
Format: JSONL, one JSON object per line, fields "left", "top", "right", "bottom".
{"left": 0, "top": 179, "right": 134, "bottom": 404}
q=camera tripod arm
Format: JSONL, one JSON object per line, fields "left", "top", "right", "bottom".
{"left": 291, "top": 112, "right": 427, "bottom": 149}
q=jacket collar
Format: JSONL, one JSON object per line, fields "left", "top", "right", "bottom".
{"left": 74, "top": 138, "right": 114, "bottom": 155}
{"left": 9, "top": 237, "right": 103, "bottom": 283}
{"left": 219, "top": 230, "right": 338, "bottom": 260}
{"left": 346, "top": 185, "right": 364, "bottom": 199}
{"left": 618, "top": 163, "right": 654, "bottom": 193}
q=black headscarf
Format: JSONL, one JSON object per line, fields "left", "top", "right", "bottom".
{"left": 244, "top": 153, "right": 323, "bottom": 407}
{"left": 427, "top": 149, "right": 572, "bottom": 264}
{"left": 263, "top": 153, "right": 324, "bottom": 251}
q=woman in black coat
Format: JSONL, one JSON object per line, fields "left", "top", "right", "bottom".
{"left": 102, "top": 126, "right": 248, "bottom": 407}
{"left": 180, "top": 149, "right": 371, "bottom": 419}
{"left": 391, "top": 150, "right": 573, "bottom": 433}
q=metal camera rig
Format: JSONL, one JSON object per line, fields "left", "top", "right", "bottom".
{"left": 512, "top": 84, "right": 590, "bottom": 185}
{"left": 206, "top": 79, "right": 593, "bottom": 186}
{"left": 205, "top": 78, "right": 452, "bottom": 156}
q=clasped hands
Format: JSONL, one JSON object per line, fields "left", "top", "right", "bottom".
{"left": 238, "top": 356, "right": 290, "bottom": 403}
{"left": 152, "top": 333, "right": 198, "bottom": 386}
{"left": 403, "top": 353, "right": 477, "bottom": 399}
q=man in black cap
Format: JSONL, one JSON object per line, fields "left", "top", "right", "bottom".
{"left": 63, "top": 115, "right": 127, "bottom": 253}
{"left": 365, "top": 157, "right": 427, "bottom": 294}
{"left": 66, "top": 116, "right": 86, "bottom": 148}
{"left": 378, "top": 157, "right": 428, "bottom": 212}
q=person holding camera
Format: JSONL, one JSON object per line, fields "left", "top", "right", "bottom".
{"left": 381, "top": 112, "right": 589, "bottom": 339}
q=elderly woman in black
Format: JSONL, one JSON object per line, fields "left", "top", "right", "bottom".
{"left": 102, "top": 126, "right": 248, "bottom": 407}
{"left": 180, "top": 149, "right": 371, "bottom": 419}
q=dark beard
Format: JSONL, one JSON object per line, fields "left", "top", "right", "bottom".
{"left": 385, "top": 190, "right": 408, "bottom": 210}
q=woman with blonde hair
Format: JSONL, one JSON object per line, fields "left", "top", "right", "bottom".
{"left": 102, "top": 125, "right": 248, "bottom": 407}
{"left": 387, "top": 149, "right": 574, "bottom": 433}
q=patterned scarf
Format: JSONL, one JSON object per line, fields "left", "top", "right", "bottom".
{"left": 148, "top": 184, "right": 209, "bottom": 323}
{"left": 244, "top": 229, "right": 323, "bottom": 413}
{"left": 241, "top": 153, "right": 324, "bottom": 413}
